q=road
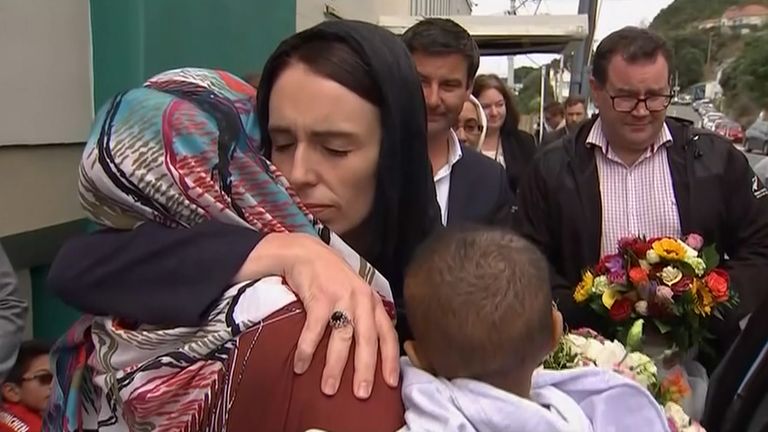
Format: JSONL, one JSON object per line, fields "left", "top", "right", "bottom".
{"left": 668, "top": 104, "right": 766, "bottom": 168}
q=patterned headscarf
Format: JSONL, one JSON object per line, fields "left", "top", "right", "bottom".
{"left": 47, "top": 68, "right": 394, "bottom": 431}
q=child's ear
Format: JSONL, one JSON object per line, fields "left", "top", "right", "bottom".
{"left": 404, "top": 340, "right": 433, "bottom": 373}
{"left": 550, "top": 305, "right": 564, "bottom": 351}
{"left": 1, "top": 383, "right": 21, "bottom": 404}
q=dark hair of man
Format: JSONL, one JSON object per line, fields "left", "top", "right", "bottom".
{"left": 564, "top": 95, "right": 586, "bottom": 109}
{"left": 404, "top": 226, "right": 553, "bottom": 380}
{"left": 401, "top": 18, "right": 480, "bottom": 87}
{"left": 472, "top": 74, "right": 521, "bottom": 130}
{"left": 592, "top": 26, "right": 673, "bottom": 86}
{"left": 3, "top": 340, "right": 50, "bottom": 385}
{"left": 544, "top": 100, "right": 564, "bottom": 117}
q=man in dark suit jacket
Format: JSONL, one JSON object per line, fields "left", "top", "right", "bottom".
{"left": 540, "top": 95, "right": 588, "bottom": 148}
{"left": 402, "top": 18, "right": 514, "bottom": 228}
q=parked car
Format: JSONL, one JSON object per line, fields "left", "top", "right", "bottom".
{"left": 694, "top": 99, "right": 713, "bottom": 113}
{"left": 703, "top": 113, "right": 726, "bottom": 130}
{"left": 677, "top": 93, "right": 693, "bottom": 105}
{"left": 744, "top": 119, "right": 768, "bottom": 154}
{"left": 755, "top": 158, "right": 768, "bottom": 184}
{"left": 714, "top": 120, "right": 744, "bottom": 144}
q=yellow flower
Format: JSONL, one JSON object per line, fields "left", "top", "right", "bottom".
{"left": 574, "top": 271, "right": 594, "bottom": 303}
{"left": 691, "top": 278, "right": 714, "bottom": 316}
{"left": 602, "top": 288, "right": 620, "bottom": 309}
{"left": 652, "top": 238, "right": 687, "bottom": 261}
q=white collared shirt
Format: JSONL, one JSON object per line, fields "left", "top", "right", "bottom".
{"left": 434, "top": 130, "right": 464, "bottom": 225}
{"left": 587, "top": 119, "right": 681, "bottom": 255}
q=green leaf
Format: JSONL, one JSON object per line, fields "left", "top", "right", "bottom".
{"left": 713, "top": 308, "right": 724, "bottom": 320}
{"left": 653, "top": 319, "right": 673, "bottom": 334}
{"left": 701, "top": 245, "right": 720, "bottom": 271}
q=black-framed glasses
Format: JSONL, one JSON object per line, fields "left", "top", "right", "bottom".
{"left": 21, "top": 371, "right": 53, "bottom": 386}
{"left": 456, "top": 120, "right": 484, "bottom": 135}
{"left": 608, "top": 92, "right": 673, "bottom": 113}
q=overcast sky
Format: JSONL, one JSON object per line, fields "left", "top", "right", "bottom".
{"left": 474, "top": 0, "right": 675, "bottom": 75}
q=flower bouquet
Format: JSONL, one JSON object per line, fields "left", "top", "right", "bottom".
{"left": 543, "top": 329, "right": 705, "bottom": 432}
{"left": 572, "top": 234, "right": 738, "bottom": 355}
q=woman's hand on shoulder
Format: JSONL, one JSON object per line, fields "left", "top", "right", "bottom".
{"left": 237, "top": 232, "right": 400, "bottom": 400}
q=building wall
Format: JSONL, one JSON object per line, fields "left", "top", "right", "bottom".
{"left": 410, "top": 0, "right": 472, "bottom": 16}
{"left": 0, "top": 0, "right": 297, "bottom": 340}
{"left": 295, "top": 0, "right": 410, "bottom": 31}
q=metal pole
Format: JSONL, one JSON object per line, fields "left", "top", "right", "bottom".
{"left": 569, "top": 0, "right": 598, "bottom": 97}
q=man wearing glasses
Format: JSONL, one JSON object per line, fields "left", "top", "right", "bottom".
{"left": 514, "top": 26, "right": 768, "bottom": 364}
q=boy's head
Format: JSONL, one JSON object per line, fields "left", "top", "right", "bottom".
{"left": 404, "top": 227, "right": 561, "bottom": 382}
{"left": 1, "top": 341, "right": 52, "bottom": 413}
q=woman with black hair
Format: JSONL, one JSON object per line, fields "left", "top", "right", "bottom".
{"left": 473, "top": 74, "right": 537, "bottom": 193}
{"left": 46, "top": 20, "right": 440, "bottom": 431}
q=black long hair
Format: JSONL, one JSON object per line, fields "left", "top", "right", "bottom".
{"left": 256, "top": 20, "right": 441, "bottom": 303}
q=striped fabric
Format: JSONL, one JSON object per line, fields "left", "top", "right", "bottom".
{"left": 587, "top": 119, "right": 682, "bottom": 255}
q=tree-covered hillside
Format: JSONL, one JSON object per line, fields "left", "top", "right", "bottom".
{"left": 650, "top": 0, "right": 768, "bottom": 33}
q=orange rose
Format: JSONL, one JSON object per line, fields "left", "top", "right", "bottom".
{"left": 628, "top": 267, "right": 649, "bottom": 286}
{"left": 705, "top": 269, "right": 730, "bottom": 302}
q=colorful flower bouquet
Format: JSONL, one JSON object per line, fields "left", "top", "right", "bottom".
{"left": 573, "top": 234, "right": 739, "bottom": 354}
{"left": 543, "top": 329, "right": 705, "bottom": 432}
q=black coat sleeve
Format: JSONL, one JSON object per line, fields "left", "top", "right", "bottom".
{"left": 513, "top": 155, "right": 597, "bottom": 329}
{"left": 722, "top": 149, "right": 768, "bottom": 317}
{"left": 492, "top": 162, "right": 517, "bottom": 228}
{"left": 48, "top": 220, "right": 263, "bottom": 326}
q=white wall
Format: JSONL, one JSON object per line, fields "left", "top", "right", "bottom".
{"left": 0, "top": 0, "right": 92, "bottom": 146}
{"left": 0, "top": 0, "right": 90, "bottom": 236}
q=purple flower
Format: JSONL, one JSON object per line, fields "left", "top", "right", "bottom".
{"left": 637, "top": 281, "right": 657, "bottom": 301}
{"left": 604, "top": 254, "right": 624, "bottom": 273}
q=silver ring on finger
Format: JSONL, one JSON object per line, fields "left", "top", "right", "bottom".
{"left": 329, "top": 310, "right": 353, "bottom": 329}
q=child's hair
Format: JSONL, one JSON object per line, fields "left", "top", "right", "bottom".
{"left": 3, "top": 340, "right": 50, "bottom": 385}
{"left": 404, "top": 226, "right": 553, "bottom": 380}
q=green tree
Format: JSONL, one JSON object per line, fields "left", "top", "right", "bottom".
{"left": 722, "top": 32, "right": 768, "bottom": 114}
{"left": 517, "top": 69, "right": 555, "bottom": 115}
{"left": 513, "top": 66, "right": 538, "bottom": 85}
{"left": 650, "top": 0, "right": 768, "bottom": 33}
{"left": 675, "top": 47, "right": 706, "bottom": 88}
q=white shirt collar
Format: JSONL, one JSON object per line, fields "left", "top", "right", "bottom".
{"left": 434, "top": 130, "right": 464, "bottom": 182}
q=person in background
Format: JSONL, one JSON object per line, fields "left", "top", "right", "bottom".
{"left": 472, "top": 73, "right": 537, "bottom": 193}
{"left": 400, "top": 227, "right": 670, "bottom": 431}
{"left": 543, "top": 100, "right": 566, "bottom": 132}
{"left": 0, "top": 245, "right": 26, "bottom": 383}
{"left": 454, "top": 95, "right": 486, "bottom": 149}
{"left": 541, "top": 95, "right": 588, "bottom": 147}
{"left": 514, "top": 26, "right": 768, "bottom": 366}
{"left": 0, "top": 341, "right": 51, "bottom": 432}
{"left": 401, "top": 19, "right": 514, "bottom": 227}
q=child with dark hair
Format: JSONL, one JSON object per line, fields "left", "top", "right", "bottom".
{"left": 401, "top": 227, "right": 671, "bottom": 431}
{"left": 0, "top": 341, "right": 51, "bottom": 432}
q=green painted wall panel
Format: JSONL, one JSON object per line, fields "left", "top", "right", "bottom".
{"left": 91, "top": 0, "right": 296, "bottom": 107}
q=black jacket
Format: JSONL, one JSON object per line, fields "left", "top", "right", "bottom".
{"left": 499, "top": 129, "right": 537, "bottom": 193}
{"left": 514, "top": 116, "right": 768, "bottom": 356}
{"left": 447, "top": 147, "right": 515, "bottom": 227}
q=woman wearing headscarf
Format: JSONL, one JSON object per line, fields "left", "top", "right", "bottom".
{"left": 472, "top": 74, "right": 537, "bottom": 193}
{"left": 46, "top": 20, "right": 439, "bottom": 431}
